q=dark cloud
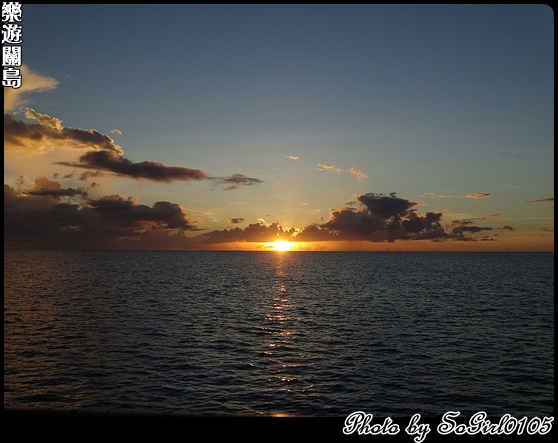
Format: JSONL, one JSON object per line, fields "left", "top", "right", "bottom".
{"left": 56, "top": 172, "right": 110, "bottom": 181}
{"left": 88, "top": 196, "right": 197, "bottom": 230}
{"left": 202, "top": 221, "right": 297, "bottom": 244}
{"left": 4, "top": 184, "right": 200, "bottom": 249}
{"left": 314, "top": 194, "right": 445, "bottom": 242}
{"left": 446, "top": 218, "right": 494, "bottom": 238}
{"left": 79, "top": 171, "right": 107, "bottom": 181}
{"left": 57, "top": 154, "right": 264, "bottom": 187}
{"left": 56, "top": 150, "right": 209, "bottom": 183}
{"left": 210, "top": 174, "right": 264, "bottom": 190}
{"left": 357, "top": 192, "right": 415, "bottom": 219}
{"left": 27, "top": 188, "right": 88, "bottom": 199}
{"left": 228, "top": 218, "right": 245, "bottom": 224}
{"left": 526, "top": 198, "right": 554, "bottom": 203}
{"left": 449, "top": 219, "right": 474, "bottom": 227}
{"left": 502, "top": 225, "right": 515, "bottom": 231}
{"left": 450, "top": 224, "right": 493, "bottom": 237}
{"left": 294, "top": 224, "right": 338, "bottom": 242}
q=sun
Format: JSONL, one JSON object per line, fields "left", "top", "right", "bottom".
{"left": 271, "top": 240, "right": 292, "bottom": 252}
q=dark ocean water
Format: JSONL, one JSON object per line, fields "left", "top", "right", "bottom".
{"left": 3, "top": 250, "right": 554, "bottom": 418}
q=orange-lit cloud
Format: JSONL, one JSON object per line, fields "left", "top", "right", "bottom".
{"left": 317, "top": 163, "right": 368, "bottom": 181}
{"left": 349, "top": 167, "right": 368, "bottom": 181}
{"left": 25, "top": 176, "right": 88, "bottom": 199}
{"left": 5, "top": 110, "right": 123, "bottom": 153}
{"left": 5, "top": 109, "right": 263, "bottom": 188}
{"left": 317, "top": 163, "right": 343, "bottom": 173}
{"left": 466, "top": 192, "right": 491, "bottom": 199}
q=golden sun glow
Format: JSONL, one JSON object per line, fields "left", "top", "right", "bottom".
{"left": 271, "top": 240, "right": 292, "bottom": 252}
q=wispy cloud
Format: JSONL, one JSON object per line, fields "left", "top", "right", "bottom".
{"left": 482, "top": 213, "right": 501, "bottom": 218}
{"left": 317, "top": 163, "right": 368, "bottom": 181}
{"left": 349, "top": 167, "right": 368, "bottom": 181}
{"left": 285, "top": 155, "right": 299, "bottom": 160}
{"left": 466, "top": 193, "right": 491, "bottom": 199}
{"left": 526, "top": 198, "right": 554, "bottom": 203}
{"left": 419, "top": 192, "right": 460, "bottom": 199}
{"left": 317, "top": 163, "right": 343, "bottom": 173}
{"left": 421, "top": 192, "right": 491, "bottom": 199}
{"left": 4, "top": 65, "right": 59, "bottom": 112}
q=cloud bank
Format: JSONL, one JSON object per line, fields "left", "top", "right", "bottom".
{"left": 5, "top": 185, "right": 495, "bottom": 249}
{"left": 4, "top": 182, "right": 200, "bottom": 249}
{"left": 201, "top": 192, "right": 494, "bottom": 246}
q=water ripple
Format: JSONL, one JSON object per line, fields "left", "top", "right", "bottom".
{"left": 4, "top": 250, "right": 554, "bottom": 416}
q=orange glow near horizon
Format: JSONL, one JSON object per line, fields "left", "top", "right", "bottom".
{"left": 269, "top": 240, "right": 293, "bottom": 252}
{"left": 208, "top": 237, "right": 554, "bottom": 253}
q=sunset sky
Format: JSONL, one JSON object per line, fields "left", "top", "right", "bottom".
{"left": 4, "top": 4, "right": 554, "bottom": 251}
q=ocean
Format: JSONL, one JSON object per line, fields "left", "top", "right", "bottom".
{"left": 3, "top": 250, "right": 554, "bottom": 419}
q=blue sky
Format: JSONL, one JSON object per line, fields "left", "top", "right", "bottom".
{"left": 4, "top": 4, "right": 554, "bottom": 250}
